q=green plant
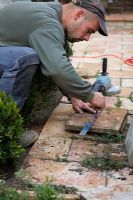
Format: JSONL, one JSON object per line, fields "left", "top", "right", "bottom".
{"left": 115, "top": 97, "right": 122, "bottom": 108}
{"left": 89, "top": 133, "right": 125, "bottom": 143}
{"left": 35, "top": 177, "right": 64, "bottom": 200}
{"left": 81, "top": 157, "right": 127, "bottom": 170}
{"left": 0, "top": 92, "right": 24, "bottom": 165}
{"left": 0, "top": 177, "right": 65, "bottom": 200}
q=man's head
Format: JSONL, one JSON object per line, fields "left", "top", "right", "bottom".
{"left": 62, "top": 0, "right": 108, "bottom": 43}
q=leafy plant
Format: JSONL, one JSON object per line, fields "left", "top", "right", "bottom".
{"left": 0, "top": 92, "right": 24, "bottom": 165}
{"left": 35, "top": 177, "right": 64, "bottom": 200}
{"left": 0, "top": 177, "right": 65, "bottom": 200}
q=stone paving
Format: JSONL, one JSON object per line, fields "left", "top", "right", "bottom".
{"left": 22, "top": 20, "right": 133, "bottom": 199}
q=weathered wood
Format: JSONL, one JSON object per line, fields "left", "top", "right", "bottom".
{"left": 65, "top": 107, "right": 128, "bottom": 134}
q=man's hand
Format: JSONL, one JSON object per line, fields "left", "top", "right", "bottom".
{"left": 90, "top": 92, "right": 105, "bottom": 108}
{"left": 71, "top": 97, "right": 96, "bottom": 114}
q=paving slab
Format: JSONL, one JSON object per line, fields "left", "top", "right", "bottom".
{"left": 39, "top": 103, "right": 75, "bottom": 139}
{"left": 121, "top": 98, "right": 133, "bottom": 114}
{"left": 68, "top": 140, "right": 126, "bottom": 162}
{"left": 23, "top": 21, "right": 133, "bottom": 199}
{"left": 28, "top": 137, "right": 72, "bottom": 160}
{"left": 23, "top": 157, "right": 106, "bottom": 189}
{"left": 65, "top": 108, "right": 128, "bottom": 134}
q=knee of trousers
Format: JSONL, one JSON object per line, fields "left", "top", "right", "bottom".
{"left": 16, "top": 47, "right": 40, "bottom": 70}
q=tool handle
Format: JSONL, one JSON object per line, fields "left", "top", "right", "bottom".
{"left": 102, "top": 58, "right": 107, "bottom": 75}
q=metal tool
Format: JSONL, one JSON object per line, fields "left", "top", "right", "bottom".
{"left": 79, "top": 111, "right": 101, "bottom": 136}
{"left": 92, "top": 58, "right": 121, "bottom": 95}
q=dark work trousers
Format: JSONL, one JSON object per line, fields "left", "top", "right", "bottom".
{"left": 0, "top": 46, "right": 40, "bottom": 109}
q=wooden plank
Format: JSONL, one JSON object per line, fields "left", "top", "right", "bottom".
{"left": 65, "top": 107, "right": 128, "bottom": 134}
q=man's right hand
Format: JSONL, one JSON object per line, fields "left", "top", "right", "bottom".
{"left": 90, "top": 92, "right": 105, "bottom": 108}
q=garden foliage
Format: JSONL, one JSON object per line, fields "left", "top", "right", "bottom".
{"left": 0, "top": 92, "right": 24, "bottom": 164}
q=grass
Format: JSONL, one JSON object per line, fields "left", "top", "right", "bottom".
{"left": 115, "top": 97, "right": 122, "bottom": 108}
{"left": 88, "top": 132, "right": 126, "bottom": 143}
{"left": 81, "top": 157, "right": 127, "bottom": 171}
{"left": 0, "top": 177, "right": 65, "bottom": 200}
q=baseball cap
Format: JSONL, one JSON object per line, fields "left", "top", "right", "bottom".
{"left": 73, "top": 0, "right": 108, "bottom": 36}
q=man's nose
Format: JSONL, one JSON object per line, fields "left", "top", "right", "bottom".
{"left": 83, "top": 34, "right": 91, "bottom": 41}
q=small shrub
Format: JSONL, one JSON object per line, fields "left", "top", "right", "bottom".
{"left": 0, "top": 92, "right": 24, "bottom": 165}
{"left": 35, "top": 177, "right": 64, "bottom": 200}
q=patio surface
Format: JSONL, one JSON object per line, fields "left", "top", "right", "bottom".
{"left": 22, "top": 18, "right": 133, "bottom": 199}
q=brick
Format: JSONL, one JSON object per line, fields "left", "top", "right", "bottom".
{"left": 111, "top": 78, "right": 121, "bottom": 86}
{"left": 122, "top": 64, "right": 133, "bottom": 72}
{"left": 68, "top": 140, "right": 126, "bottom": 162}
{"left": 65, "top": 108, "right": 128, "bottom": 134}
{"left": 23, "top": 158, "right": 106, "bottom": 189}
{"left": 109, "top": 70, "right": 133, "bottom": 79}
{"left": 122, "top": 79, "right": 133, "bottom": 88}
{"left": 28, "top": 137, "right": 72, "bottom": 160}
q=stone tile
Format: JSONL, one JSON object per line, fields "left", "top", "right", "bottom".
{"left": 105, "top": 96, "right": 118, "bottom": 108}
{"left": 68, "top": 140, "right": 126, "bottom": 162}
{"left": 23, "top": 158, "right": 106, "bottom": 189}
{"left": 65, "top": 108, "right": 128, "bottom": 133}
{"left": 121, "top": 98, "right": 133, "bottom": 114}
{"left": 28, "top": 137, "right": 72, "bottom": 160}
{"left": 39, "top": 103, "right": 76, "bottom": 139}
{"left": 115, "top": 88, "right": 133, "bottom": 98}
{"left": 127, "top": 114, "right": 133, "bottom": 124}
{"left": 109, "top": 70, "right": 133, "bottom": 79}
{"left": 62, "top": 194, "right": 80, "bottom": 200}
{"left": 80, "top": 181, "right": 133, "bottom": 200}
{"left": 122, "top": 79, "right": 133, "bottom": 88}
{"left": 60, "top": 96, "right": 71, "bottom": 104}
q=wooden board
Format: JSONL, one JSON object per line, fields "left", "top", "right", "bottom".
{"left": 65, "top": 107, "right": 128, "bottom": 134}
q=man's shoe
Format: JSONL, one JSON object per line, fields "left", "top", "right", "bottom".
{"left": 21, "top": 130, "right": 39, "bottom": 147}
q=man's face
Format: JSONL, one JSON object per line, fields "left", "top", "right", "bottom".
{"left": 65, "top": 12, "right": 99, "bottom": 43}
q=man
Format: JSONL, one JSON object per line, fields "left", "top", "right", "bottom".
{"left": 0, "top": 0, "right": 107, "bottom": 145}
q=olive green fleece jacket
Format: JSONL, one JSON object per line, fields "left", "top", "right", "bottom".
{"left": 0, "top": 1, "right": 94, "bottom": 101}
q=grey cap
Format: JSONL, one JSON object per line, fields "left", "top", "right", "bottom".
{"left": 73, "top": 0, "right": 108, "bottom": 36}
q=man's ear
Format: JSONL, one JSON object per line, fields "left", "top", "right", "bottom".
{"left": 74, "top": 10, "right": 85, "bottom": 21}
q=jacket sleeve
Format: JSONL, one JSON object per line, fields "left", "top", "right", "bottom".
{"left": 29, "top": 21, "right": 94, "bottom": 102}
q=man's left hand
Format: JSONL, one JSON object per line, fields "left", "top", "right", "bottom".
{"left": 71, "top": 97, "right": 96, "bottom": 114}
